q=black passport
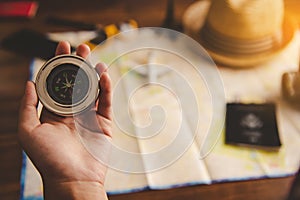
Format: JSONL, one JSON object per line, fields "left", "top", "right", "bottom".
{"left": 225, "top": 103, "right": 281, "bottom": 149}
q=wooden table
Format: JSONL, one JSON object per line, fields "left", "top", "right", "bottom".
{"left": 0, "top": 0, "right": 296, "bottom": 199}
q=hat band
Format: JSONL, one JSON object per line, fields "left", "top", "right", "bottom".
{"left": 200, "top": 22, "right": 283, "bottom": 55}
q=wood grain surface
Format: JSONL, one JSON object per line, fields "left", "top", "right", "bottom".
{"left": 0, "top": 1, "right": 296, "bottom": 199}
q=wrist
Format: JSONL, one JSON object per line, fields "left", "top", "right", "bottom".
{"left": 43, "top": 180, "right": 108, "bottom": 200}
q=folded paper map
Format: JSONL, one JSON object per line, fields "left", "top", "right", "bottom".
{"left": 21, "top": 29, "right": 300, "bottom": 199}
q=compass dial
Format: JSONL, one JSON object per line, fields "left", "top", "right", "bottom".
{"left": 35, "top": 55, "right": 99, "bottom": 116}
{"left": 46, "top": 63, "right": 89, "bottom": 105}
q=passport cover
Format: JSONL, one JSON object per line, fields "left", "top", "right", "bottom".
{"left": 225, "top": 103, "right": 281, "bottom": 149}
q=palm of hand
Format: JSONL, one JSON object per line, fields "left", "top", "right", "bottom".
{"left": 29, "top": 110, "right": 111, "bottom": 185}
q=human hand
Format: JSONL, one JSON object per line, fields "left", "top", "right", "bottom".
{"left": 18, "top": 41, "right": 112, "bottom": 199}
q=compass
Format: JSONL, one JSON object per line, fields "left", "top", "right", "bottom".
{"left": 35, "top": 55, "right": 99, "bottom": 116}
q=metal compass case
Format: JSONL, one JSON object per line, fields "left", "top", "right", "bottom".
{"left": 35, "top": 55, "right": 99, "bottom": 116}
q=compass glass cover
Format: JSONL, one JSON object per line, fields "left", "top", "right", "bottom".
{"left": 46, "top": 63, "right": 90, "bottom": 105}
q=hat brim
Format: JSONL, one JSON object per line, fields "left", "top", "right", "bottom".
{"left": 183, "top": 0, "right": 298, "bottom": 68}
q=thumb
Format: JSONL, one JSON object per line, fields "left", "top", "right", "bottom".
{"left": 18, "top": 81, "right": 40, "bottom": 134}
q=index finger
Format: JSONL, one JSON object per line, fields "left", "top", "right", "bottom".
{"left": 55, "top": 41, "right": 71, "bottom": 55}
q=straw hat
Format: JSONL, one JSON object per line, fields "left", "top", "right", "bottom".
{"left": 183, "top": 0, "right": 297, "bottom": 68}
